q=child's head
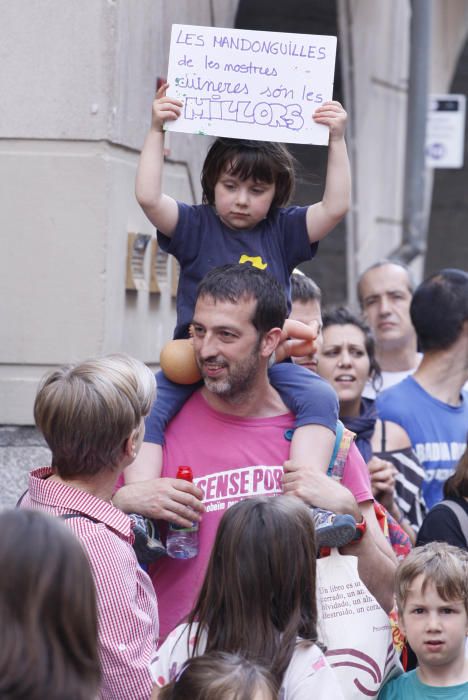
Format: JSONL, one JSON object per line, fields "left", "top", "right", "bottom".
{"left": 158, "top": 651, "right": 277, "bottom": 700}
{"left": 189, "top": 496, "right": 318, "bottom": 684}
{"left": 0, "top": 509, "right": 100, "bottom": 699}
{"left": 34, "top": 353, "right": 156, "bottom": 479}
{"left": 201, "top": 138, "right": 296, "bottom": 209}
{"left": 396, "top": 542, "right": 468, "bottom": 616}
{"left": 396, "top": 542, "right": 468, "bottom": 674}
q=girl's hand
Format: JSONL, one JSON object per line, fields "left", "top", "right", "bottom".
{"left": 274, "top": 318, "right": 318, "bottom": 363}
{"left": 313, "top": 100, "right": 347, "bottom": 142}
{"left": 151, "top": 82, "right": 183, "bottom": 133}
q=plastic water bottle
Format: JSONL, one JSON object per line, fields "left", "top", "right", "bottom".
{"left": 166, "top": 466, "right": 199, "bottom": 559}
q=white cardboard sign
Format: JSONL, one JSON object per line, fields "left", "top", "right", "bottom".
{"left": 165, "top": 24, "right": 337, "bottom": 145}
{"left": 426, "top": 94, "right": 466, "bottom": 169}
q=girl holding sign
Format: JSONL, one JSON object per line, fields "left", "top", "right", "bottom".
{"left": 130, "top": 82, "right": 352, "bottom": 550}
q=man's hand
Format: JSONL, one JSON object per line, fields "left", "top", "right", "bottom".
{"left": 368, "top": 456, "right": 397, "bottom": 511}
{"left": 313, "top": 100, "right": 347, "bottom": 141}
{"left": 114, "top": 477, "right": 204, "bottom": 528}
{"left": 282, "top": 460, "right": 361, "bottom": 520}
{"left": 151, "top": 83, "right": 183, "bottom": 133}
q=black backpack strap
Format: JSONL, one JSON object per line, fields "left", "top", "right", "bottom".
{"left": 380, "top": 420, "right": 387, "bottom": 453}
{"left": 17, "top": 490, "right": 99, "bottom": 526}
{"left": 439, "top": 500, "right": 468, "bottom": 545}
{"left": 15, "top": 489, "right": 29, "bottom": 508}
{"left": 60, "top": 513, "right": 100, "bottom": 524}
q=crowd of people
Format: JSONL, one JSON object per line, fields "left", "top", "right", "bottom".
{"left": 2, "top": 85, "right": 468, "bottom": 700}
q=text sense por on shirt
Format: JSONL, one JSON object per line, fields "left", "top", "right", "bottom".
{"left": 194, "top": 465, "right": 283, "bottom": 513}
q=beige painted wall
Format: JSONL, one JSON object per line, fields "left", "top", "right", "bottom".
{"left": 0, "top": 0, "right": 238, "bottom": 423}
{"left": 339, "top": 0, "right": 468, "bottom": 304}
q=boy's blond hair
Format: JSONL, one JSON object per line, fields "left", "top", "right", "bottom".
{"left": 396, "top": 542, "right": 468, "bottom": 615}
{"left": 34, "top": 353, "right": 155, "bottom": 479}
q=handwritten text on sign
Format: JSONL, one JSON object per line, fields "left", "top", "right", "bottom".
{"left": 166, "top": 25, "right": 337, "bottom": 145}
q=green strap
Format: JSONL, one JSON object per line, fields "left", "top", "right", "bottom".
{"left": 327, "top": 420, "right": 344, "bottom": 477}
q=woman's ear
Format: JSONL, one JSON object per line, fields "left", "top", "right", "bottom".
{"left": 123, "top": 428, "right": 139, "bottom": 461}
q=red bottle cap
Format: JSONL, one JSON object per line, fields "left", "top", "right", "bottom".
{"left": 176, "top": 465, "right": 193, "bottom": 482}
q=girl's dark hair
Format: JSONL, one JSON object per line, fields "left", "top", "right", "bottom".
{"left": 0, "top": 509, "right": 100, "bottom": 700}
{"left": 201, "top": 138, "right": 296, "bottom": 209}
{"left": 188, "top": 496, "right": 318, "bottom": 687}
{"left": 444, "top": 443, "right": 468, "bottom": 499}
{"left": 158, "top": 651, "right": 278, "bottom": 700}
{"left": 322, "top": 306, "right": 382, "bottom": 392}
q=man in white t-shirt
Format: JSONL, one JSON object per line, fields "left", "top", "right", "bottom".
{"left": 357, "top": 261, "right": 422, "bottom": 398}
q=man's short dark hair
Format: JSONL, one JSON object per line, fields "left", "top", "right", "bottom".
{"left": 196, "top": 264, "right": 288, "bottom": 335}
{"left": 410, "top": 268, "right": 468, "bottom": 352}
{"left": 290, "top": 272, "right": 322, "bottom": 304}
{"left": 357, "top": 260, "right": 415, "bottom": 307}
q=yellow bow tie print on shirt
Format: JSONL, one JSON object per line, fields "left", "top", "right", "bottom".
{"left": 238, "top": 254, "right": 268, "bottom": 270}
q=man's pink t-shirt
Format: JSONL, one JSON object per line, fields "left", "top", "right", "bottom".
{"left": 150, "top": 391, "right": 372, "bottom": 641}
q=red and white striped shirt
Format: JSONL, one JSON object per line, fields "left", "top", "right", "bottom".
{"left": 22, "top": 467, "right": 159, "bottom": 700}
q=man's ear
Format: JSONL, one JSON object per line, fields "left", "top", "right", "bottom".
{"left": 259, "top": 327, "right": 283, "bottom": 357}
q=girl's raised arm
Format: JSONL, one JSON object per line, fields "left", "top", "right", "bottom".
{"left": 135, "top": 83, "right": 182, "bottom": 237}
{"left": 305, "top": 100, "right": 351, "bottom": 244}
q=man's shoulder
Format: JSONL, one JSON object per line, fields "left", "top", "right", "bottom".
{"left": 376, "top": 377, "right": 417, "bottom": 417}
{"left": 172, "top": 389, "right": 293, "bottom": 425}
{"left": 377, "top": 377, "right": 468, "bottom": 418}
{"left": 378, "top": 376, "right": 415, "bottom": 398}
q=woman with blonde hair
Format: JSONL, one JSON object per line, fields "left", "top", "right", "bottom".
{"left": 20, "top": 353, "right": 159, "bottom": 700}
